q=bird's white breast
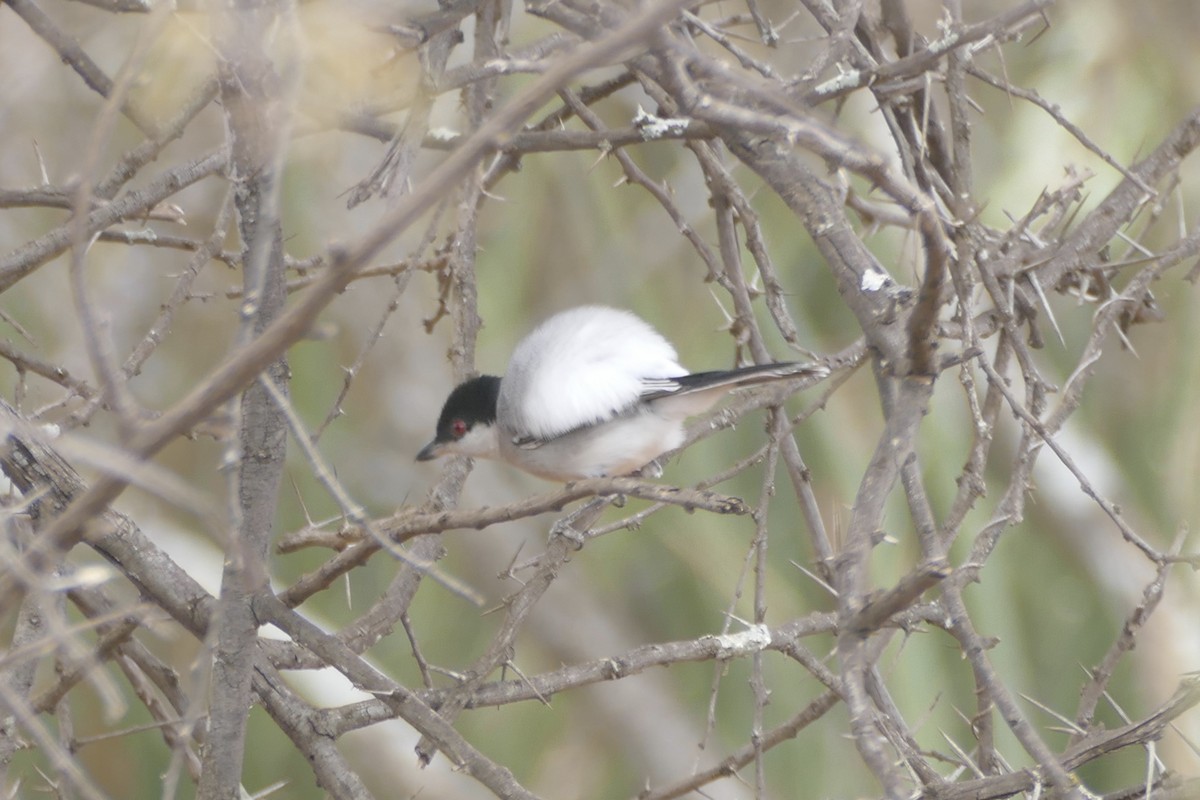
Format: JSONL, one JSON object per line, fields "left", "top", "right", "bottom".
{"left": 497, "top": 407, "right": 686, "bottom": 480}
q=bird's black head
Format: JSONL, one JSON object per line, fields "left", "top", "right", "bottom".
{"left": 416, "top": 375, "right": 501, "bottom": 462}
{"left": 434, "top": 375, "right": 500, "bottom": 441}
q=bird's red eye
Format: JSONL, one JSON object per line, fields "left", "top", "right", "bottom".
{"left": 451, "top": 419, "right": 468, "bottom": 438}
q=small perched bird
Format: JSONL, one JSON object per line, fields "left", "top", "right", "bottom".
{"left": 417, "top": 306, "right": 827, "bottom": 481}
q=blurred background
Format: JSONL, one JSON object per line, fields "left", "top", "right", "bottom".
{"left": 1, "top": 0, "right": 1198, "bottom": 797}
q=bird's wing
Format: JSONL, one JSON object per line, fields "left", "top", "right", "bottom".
{"left": 498, "top": 306, "right": 686, "bottom": 443}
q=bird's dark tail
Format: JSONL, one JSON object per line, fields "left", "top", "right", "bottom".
{"left": 643, "top": 361, "right": 828, "bottom": 400}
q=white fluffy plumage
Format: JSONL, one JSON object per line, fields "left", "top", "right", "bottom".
{"left": 498, "top": 306, "right": 686, "bottom": 442}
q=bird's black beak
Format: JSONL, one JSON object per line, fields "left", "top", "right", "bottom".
{"left": 415, "top": 440, "right": 444, "bottom": 462}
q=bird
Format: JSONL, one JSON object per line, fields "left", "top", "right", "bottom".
{"left": 416, "top": 305, "right": 827, "bottom": 481}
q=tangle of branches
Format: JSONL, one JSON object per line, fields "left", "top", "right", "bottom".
{"left": 0, "top": 0, "right": 1197, "bottom": 798}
